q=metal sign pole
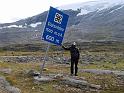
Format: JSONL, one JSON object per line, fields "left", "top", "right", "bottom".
{"left": 41, "top": 43, "right": 50, "bottom": 74}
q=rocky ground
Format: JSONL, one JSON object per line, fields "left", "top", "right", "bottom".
{"left": 0, "top": 51, "right": 124, "bottom": 93}
{"left": 0, "top": 51, "right": 124, "bottom": 63}
{"left": 0, "top": 69, "right": 20, "bottom": 93}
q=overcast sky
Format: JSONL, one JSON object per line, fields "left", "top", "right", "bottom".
{"left": 0, "top": 0, "right": 94, "bottom": 23}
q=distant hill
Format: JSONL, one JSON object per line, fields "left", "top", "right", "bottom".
{"left": 0, "top": 0, "right": 124, "bottom": 46}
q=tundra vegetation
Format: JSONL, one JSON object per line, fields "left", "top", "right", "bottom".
{"left": 0, "top": 42, "right": 124, "bottom": 93}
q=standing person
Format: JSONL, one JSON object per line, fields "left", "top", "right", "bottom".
{"left": 62, "top": 42, "right": 80, "bottom": 76}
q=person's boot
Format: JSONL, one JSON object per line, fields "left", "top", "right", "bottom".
{"left": 75, "top": 74, "right": 78, "bottom": 76}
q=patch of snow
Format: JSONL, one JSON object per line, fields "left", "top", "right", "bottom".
{"left": 18, "top": 25, "right": 23, "bottom": 28}
{"left": 23, "top": 25, "right": 27, "bottom": 28}
{"left": 25, "top": 23, "right": 27, "bottom": 26}
{"left": 109, "top": 5, "right": 124, "bottom": 14}
{"left": 59, "top": 0, "right": 124, "bottom": 16}
{"left": 0, "top": 26, "right": 7, "bottom": 29}
{"left": 77, "top": 9, "right": 91, "bottom": 16}
{"left": 30, "top": 22, "right": 42, "bottom": 28}
{"left": 58, "top": 3, "right": 84, "bottom": 10}
{"left": 0, "top": 24, "right": 28, "bottom": 29}
{"left": 0, "top": 27, "right": 3, "bottom": 29}
{"left": 7, "top": 25, "right": 19, "bottom": 28}
{"left": 35, "top": 30, "right": 38, "bottom": 31}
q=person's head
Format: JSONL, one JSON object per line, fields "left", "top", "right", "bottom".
{"left": 71, "top": 42, "right": 76, "bottom": 47}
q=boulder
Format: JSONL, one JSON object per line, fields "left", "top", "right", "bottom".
{"left": 34, "top": 75, "right": 54, "bottom": 83}
{"left": 61, "top": 77, "right": 101, "bottom": 90}
{"left": 0, "top": 76, "right": 21, "bottom": 93}
{"left": 6, "top": 86, "right": 21, "bottom": 93}
{"left": 33, "top": 74, "right": 101, "bottom": 90}
{"left": 0, "top": 68, "right": 12, "bottom": 74}
{"left": 53, "top": 74, "right": 64, "bottom": 79}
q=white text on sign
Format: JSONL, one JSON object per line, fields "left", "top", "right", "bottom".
{"left": 48, "top": 22, "right": 64, "bottom": 32}
{"left": 46, "top": 35, "right": 54, "bottom": 42}
{"left": 46, "top": 27, "right": 63, "bottom": 37}
{"left": 45, "top": 35, "right": 60, "bottom": 44}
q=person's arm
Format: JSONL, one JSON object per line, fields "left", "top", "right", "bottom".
{"left": 62, "top": 45, "right": 70, "bottom": 50}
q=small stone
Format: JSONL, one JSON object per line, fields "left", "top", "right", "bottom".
{"left": 32, "top": 87, "right": 35, "bottom": 90}
{"left": 54, "top": 74, "right": 64, "bottom": 79}
{"left": 90, "top": 84, "right": 101, "bottom": 89}
{"left": 43, "top": 68, "right": 48, "bottom": 71}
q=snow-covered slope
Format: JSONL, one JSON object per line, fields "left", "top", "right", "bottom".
{"left": 59, "top": 0, "right": 124, "bottom": 16}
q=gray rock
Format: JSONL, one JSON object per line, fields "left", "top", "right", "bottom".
{"left": 53, "top": 74, "right": 64, "bottom": 79}
{"left": 0, "top": 76, "right": 21, "bottom": 93}
{"left": 0, "top": 68, "right": 12, "bottom": 74}
{"left": 0, "top": 56, "right": 44, "bottom": 63}
{"left": 80, "top": 69, "right": 124, "bottom": 76}
{"left": 61, "top": 77, "right": 101, "bottom": 90}
{"left": 61, "top": 77, "right": 88, "bottom": 89}
{"left": 6, "top": 86, "right": 21, "bottom": 93}
{"left": 34, "top": 76, "right": 54, "bottom": 83}
{"left": 80, "top": 69, "right": 113, "bottom": 74}
{"left": 90, "top": 84, "right": 101, "bottom": 90}
{"left": 33, "top": 74, "right": 101, "bottom": 90}
{"left": 113, "top": 71, "right": 124, "bottom": 76}
{"left": 0, "top": 76, "right": 10, "bottom": 87}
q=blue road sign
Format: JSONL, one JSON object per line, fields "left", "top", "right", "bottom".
{"left": 42, "top": 6, "right": 69, "bottom": 45}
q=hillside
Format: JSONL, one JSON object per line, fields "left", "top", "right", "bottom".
{"left": 0, "top": 0, "right": 124, "bottom": 46}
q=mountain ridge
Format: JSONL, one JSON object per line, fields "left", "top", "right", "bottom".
{"left": 0, "top": 0, "right": 124, "bottom": 46}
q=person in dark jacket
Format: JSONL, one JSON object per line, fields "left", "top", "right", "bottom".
{"left": 62, "top": 42, "right": 80, "bottom": 76}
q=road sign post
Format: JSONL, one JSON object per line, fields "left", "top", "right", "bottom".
{"left": 41, "top": 6, "right": 69, "bottom": 74}
{"left": 40, "top": 43, "right": 50, "bottom": 74}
